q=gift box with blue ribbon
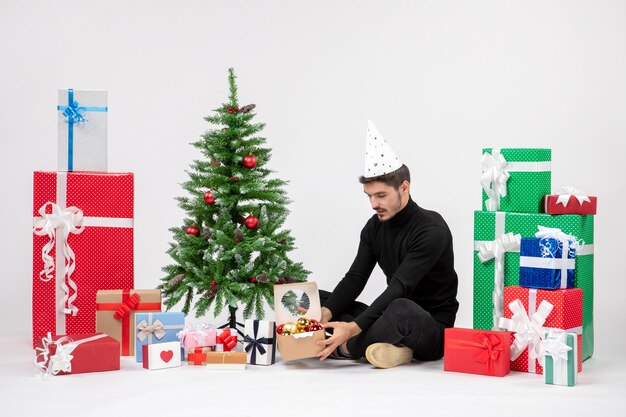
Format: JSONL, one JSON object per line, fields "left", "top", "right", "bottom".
{"left": 519, "top": 228, "right": 578, "bottom": 290}
{"left": 243, "top": 319, "right": 276, "bottom": 365}
{"left": 135, "top": 312, "right": 185, "bottom": 362}
{"left": 57, "top": 89, "right": 108, "bottom": 172}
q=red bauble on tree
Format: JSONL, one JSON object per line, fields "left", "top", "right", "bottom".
{"left": 185, "top": 226, "right": 200, "bottom": 237}
{"left": 204, "top": 191, "right": 215, "bottom": 205}
{"left": 211, "top": 280, "right": 217, "bottom": 287}
{"left": 244, "top": 215, "right": 259, "bottom": 229}
{"left": 242, "top": 154, "right": 257, "bottom": 169}
{"left": 249, "top": 277, "right": 257, "bottom": 283}
{"left": 230, "top": 176, "right": 239, "bottom": 182}
{"left": 228, "top": 106, "right": 233, "bottom": 114}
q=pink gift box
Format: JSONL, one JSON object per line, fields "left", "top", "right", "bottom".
{"left": 177, "top": 324, "right": 217, "bottom": 349}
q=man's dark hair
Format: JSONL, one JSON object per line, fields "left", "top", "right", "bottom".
{"left": 358, "top": 164, "right": 411, "bottom": 188}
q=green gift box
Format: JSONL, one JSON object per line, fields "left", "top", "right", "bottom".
{"left": 481, "top": 148, "right": 551, "bottom": 213}
{"left": 473, "top": 210, "right": 594, "bottom": 360}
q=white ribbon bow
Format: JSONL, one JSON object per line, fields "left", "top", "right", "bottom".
{"left": 541, "top": 329, "right": 572, "bottom": 368}
{"left": 478, "top": 232, "right": 521, "bottom": 330}
{"left": 498, "top": 298, "right": 553, "bottom": 366}
{"left": 136, "top": 319, "right": 166, "bottom": 342}
{"left": 480, "top": 149, "right": 510, "bottom": 212}
{"left": 34, "top": 333, "right": 77, "bottom": 376}
{"left": 33, "top": 202, "right": 85, "bottom": 315}
{"left": 177, "top": 323, "right": 212, "bottom": 345}
{"left": 556, "top": 186, "right": 591, "bottom": 208}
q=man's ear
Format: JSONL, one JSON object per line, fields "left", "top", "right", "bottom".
{"left": 401, "top": 181, "right": 410, "bottom": 193}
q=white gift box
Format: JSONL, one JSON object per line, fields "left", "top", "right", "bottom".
{"left": 57, "top": 89, "right": 108, "bottom": 172}
{"left": 244, "top": 319, "right": 277, "bottom": 365}
{"left": 142, "top": 341, "right": 181, "bottom": 370}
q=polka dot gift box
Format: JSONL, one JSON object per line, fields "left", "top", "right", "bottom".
{"left": 473, "top": 210, "right": 594, "bottom": 361}
{"left": 481, "top": 148, "right": 551, "bottom": 214}
{"left": 32, "top": 171, "right": 134, "bottom": 348}
{"left": 500, "top": 286, "right": 583, "bottom": 375}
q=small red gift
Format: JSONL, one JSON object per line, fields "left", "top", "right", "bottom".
{"left": 215, "top": 328, "right": 238, "bottom": 352}
{"left": 543, "top": 187, "right": 597, "bottom": 215}
{"left": 444, "top": 328, "right": 512, "bottom": 377}
{"left": 35, "top": 332, "right": 120, "bottom": 376}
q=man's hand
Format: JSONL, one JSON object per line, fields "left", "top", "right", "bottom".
{"left": 320, "top": 307, "right": 332, "bottom": 324}
{"left": 316, "top": 321, "right": 361, "bottom": 361}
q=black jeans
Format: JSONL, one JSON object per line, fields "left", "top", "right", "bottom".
{"left": 319, "top": 290, "right": 445, "bottom": 361}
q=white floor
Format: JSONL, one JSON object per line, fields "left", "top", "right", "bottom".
{"left": 3, "top": 332, "right": 625, "bottom": 417}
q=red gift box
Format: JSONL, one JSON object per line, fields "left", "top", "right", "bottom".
{"left": 32, "top": 171, "right": 134, "bottom": 347}
{"left": 543, "top": 190, "right": 597, "bottom": 215}
{"left": 35, "top": 332, "right": 120, "bottom": 375}
{"left": 444, "top": 328, "right": 512, "bottom": 377}
{"left": 215, "top": 328, "right": 238, "bottom": 352}
{"left": 501, "top": 286, "right": 583, "bottom": 374}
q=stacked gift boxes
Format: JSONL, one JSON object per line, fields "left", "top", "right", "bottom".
{"left": 32, "top": 90, "right": 138, "bottom": 354}
{"left": 470, "top": 147, "right": 596, "bottom": 383}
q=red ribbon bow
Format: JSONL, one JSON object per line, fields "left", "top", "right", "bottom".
{"left": 113, "top": 293, "right": 141, "bottom": 320}
{"left": 472, "top": 333, "right": 503, "bottom": 373}
{"left": 216, "top": 329, "right": 237, "bottom": 352}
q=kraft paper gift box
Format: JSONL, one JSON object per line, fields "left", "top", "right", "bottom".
{"left": 177, "top": 323, "right": 217, "bottom": 349}
{"left": 57, "top": 89, "right": 108, "bottom": 172}
{"left": 543, "top": 187, "right": 597, "bottom": 215}
{"left": 186, "top": 346, "right": 216, "bottom": 365}
{"left": 274, "top": 282, "right": 325, "bottom": 361}
{"left": 444, "top": 328, "right": 512, "bottom": 377}
{"left": 35, "top": 333, "right": 120, "bottom": 376}
{"left": 135, "top": 312, "right": 185, "bottom": 362}
{"left": 142, "top": 341, "right": 181, "bottom": 370}
{"left": 215, "top": 328, "right": 239, "bottom": 352}
{"left": 32, "top": 171, "right": 134, "bottom": 348}
{"left": 196, "top": 351, "right": 247, "bottom": 370}
{"left": 244, "top": 319, "right": 277, "bottom": 365}
{"left": 481, "top": 148, "right": 551, "bottom": 213}
{"left": 96, "top": 289, "right": 161, "bottom": 356}
{"left": 519, "top": 236, "right": 577, "bottom": 290}
{"left": 543, "top": 331, "right": 579, "bottom": 387}
{"left": 499, "top": 286, "right": 583, "bottom": 374}
{"left": 473, "top": 210, "right": 594, "bottom": 360}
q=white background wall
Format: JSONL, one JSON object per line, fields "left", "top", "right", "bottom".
{"left": 1, "top": 0, "right": 625, "bottom": 356}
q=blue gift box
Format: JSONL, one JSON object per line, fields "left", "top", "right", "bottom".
{"left": 519, "top": 237, "right": 576, "bottom": 290}
{"left": 135, "top": 312, "right": 185, "bottom": 362}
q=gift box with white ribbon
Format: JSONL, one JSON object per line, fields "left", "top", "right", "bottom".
{"left": 32, "top": 171, "right": 134, "bottom": 348}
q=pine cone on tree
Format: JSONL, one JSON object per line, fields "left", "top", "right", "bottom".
{"left": 203, "top": 226, "right": 212, "bottom": 240}
{"left": 168, "top": 273, "right": 185, "bottom": 287}
{"left": 284, "top": 276, "right": 297, "bottom": 284}
{"left": 256, "top": 274, "right": 270, "bottom": 284}
{"left": 240, "top": 104, "right": 256, "bottom": 113}
{"left": 204, "top": 286, "right": 219, "bottom": 299}
{"left": 234, "top": 227, "right": 244, "bottom": 243}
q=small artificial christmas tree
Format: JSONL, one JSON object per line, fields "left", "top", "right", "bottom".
{"left": 159, "top": 68, "right": 309, "bottom": 325}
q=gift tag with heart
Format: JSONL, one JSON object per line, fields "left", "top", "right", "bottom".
{"left": 143, "top": 341, "right": 181, "bottom": 370}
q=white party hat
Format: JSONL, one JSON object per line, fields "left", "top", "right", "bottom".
{"left": 364, "top": 120, "right": 402, "bottom": 178}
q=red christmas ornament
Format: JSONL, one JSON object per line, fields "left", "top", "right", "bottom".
{"left": 211, "top": 280, "right": 217, "bottom": 287}
{"left": 204, "top": 191, "right": 215, "bottom": 205}
{"left": 309, "top": 323, "right": 323, "bottom": 331}
{"left": 230, "top": 176, "right": 239, "bottom": 182}
{"left": 277, "top": 278, "right": 284, "bottom": 284}
{"left": 276, "top": 323, "right": 284, "bottom": 335}
{"left": 235, "top": 107, "right": 240, "bottom": 112}
{"left": 244, "top": 215, "right": 259, "bottom": 229}
{"left": 228, "top": 107, "right": 233, "bottom": 114}
{"left": 249, "top": 277, "right": 257, "bottom": 283}
{"left": 242, "top": 154, "right": 257, "bottom": 169}
{"left": 185, "top": 226, "right": 200, "bottom": 237}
